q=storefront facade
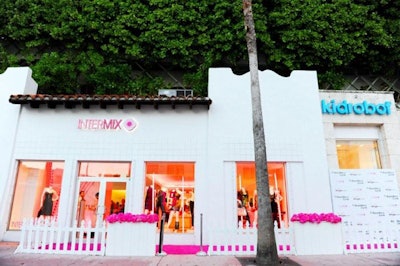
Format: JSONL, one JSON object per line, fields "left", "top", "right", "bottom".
{"left": 1, "top": 67, "right": 399, "bottom": 254}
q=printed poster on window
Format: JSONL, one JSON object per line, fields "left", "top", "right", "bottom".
{"left": 330, "top": 169, "right": 400, "bottom": 227}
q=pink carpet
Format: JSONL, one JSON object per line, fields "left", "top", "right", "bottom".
{"left": 156, "top": 245, "right": 209, "bottom": 255}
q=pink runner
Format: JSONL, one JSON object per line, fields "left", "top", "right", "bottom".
{"left": 156, "top": 245, "right": 209, "bottom": 255}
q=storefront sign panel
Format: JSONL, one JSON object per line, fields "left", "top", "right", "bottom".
{"left": 321, "top": 100, "right": 391, "bottom": 115}
{"left": 77, "top": 118, "right": 138, "bottom": 132}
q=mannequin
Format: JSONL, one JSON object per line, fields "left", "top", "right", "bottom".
{"left": 40, "top": 186, "right": 59, "bottom": 219}
{"left": 156, "top": 187, "right": 167, "bottom": 228}
{"left": 271, "top": 194, "right": 280, "bottom": 228}
{"left": 77, "top": 191, "right": 86, "bottom": 226}
{"left": 270, "top": 187, "right": 283, "bottom": 228}
{"left": 188, "top": 190, "right": 194, "bottom": 229}
{"left": 167, "top": 189, "right": 182, "bottom": 231}
{"left": 253, "top": 190, "right": 258, "bottom": 227}
{"left": 237, "top": 187, "right": 250, "bottom": 226}
{"left": 93, "top": 192, "right": 99, "bottom": 227}
{"left": 144, "top": 185, "right": 154, "bottom": 214}
{"left": 240, "top": 187, "right": 249, "bottom": 207}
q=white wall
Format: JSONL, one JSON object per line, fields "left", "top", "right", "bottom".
{"left": 207, "top": 68, "right": 333, "bottom": 219}
{"left": 0, "top": 68, "right": 37, "bottom": 238}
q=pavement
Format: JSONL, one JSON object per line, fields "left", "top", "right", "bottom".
{"left": 0, "top": 241, "right": 399, "bottom": 266}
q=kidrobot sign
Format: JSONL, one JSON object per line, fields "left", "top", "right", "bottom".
{"left": 78, "top": 118, "right": 138, "bottom": 132}
{"left": 321, "top": 100, "right": 391, "bottom": 115}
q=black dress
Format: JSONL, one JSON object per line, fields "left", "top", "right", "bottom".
{"left": 42, "top": 192, "right": 54, "bottom": 216}
{"left": 156, "top": 190, "right": 166, "bottom": 213}
{"left": 144, "top": 186, "right": 153, "bottom": 211}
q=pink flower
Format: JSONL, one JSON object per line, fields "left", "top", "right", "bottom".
{"left": 290, "top": 212, "right": 342, "bottom": 224}
{"left": 106, "top": 213, "right": 158, "bottom": 224}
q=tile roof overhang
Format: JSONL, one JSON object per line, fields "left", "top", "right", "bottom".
{"left": 9, "top": 94, "right": 212, "bottom": 110}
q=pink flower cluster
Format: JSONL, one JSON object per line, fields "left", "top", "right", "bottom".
{"left": 290, "top": 213, "right": 342, "bottom": 224}
{"left": 106, "top": 213, "right": 159, "bottom": 224}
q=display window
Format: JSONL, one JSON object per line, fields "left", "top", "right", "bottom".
{"left": 76, "top": 162, "right": 130, "bottom": 228}
{"left": 9, "top": 161, "right": 64, "bottom": 230}
{"left": 236, "top": 162, "right": 288, "bottom": 228}
{"left": 144, "top": 162, "right": 195, "bottom": 233}
{"left": 336, "top": 140, "right": 382, "bottom": 169}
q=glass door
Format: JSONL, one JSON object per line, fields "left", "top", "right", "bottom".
{"left": 75, "top": 178, "right": 126, "bottom": 228}
{"left": 75, "top": 161, "right": 130, "bottom": 228}
{"left": 76, "top": 180, "right": 100, "bottom": 227}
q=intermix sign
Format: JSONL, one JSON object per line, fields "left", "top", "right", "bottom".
{"left": 321, "top": 100, "right": 391, "bottom": 115}
{"left": 78, "top": 118, "right": 138, "bottom": 132}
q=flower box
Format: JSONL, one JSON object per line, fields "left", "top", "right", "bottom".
{"left": 105, "top": 213, "right": 158, "bottom": 256}
{"left": 291, "top": 213, "right": 343, "bottom": 255}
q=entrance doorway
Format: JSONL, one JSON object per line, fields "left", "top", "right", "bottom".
{"left": 75, "top": 162, "right": 130, "bottom": 228}
{"left": 76, "top": 179, "right": 126, "bottom": 227}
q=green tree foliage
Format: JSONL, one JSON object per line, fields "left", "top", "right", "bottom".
{"left": 0, "top": 0, "right": 399, "bottom": 95}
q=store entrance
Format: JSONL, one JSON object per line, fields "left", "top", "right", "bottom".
{"left": 75, "top": 161, "right": 131, "bottom": 228}
{"left": 75, "top": 178, "right": 127, "bottom": 228}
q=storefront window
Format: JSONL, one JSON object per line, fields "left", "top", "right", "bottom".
{"left": 76, "top": 162, "right": 130, "bottom": 228}
{"left": 236, "top": 162, "right": 288, "bottom": 228}
{"left": 9, "top": 161, "right": 64, "bottom": 230}
{"left": 336, "top": 140, "right": 382, "bottom": 169}
{"left": 144, "top": 162, "right": 195, "bottom": 233}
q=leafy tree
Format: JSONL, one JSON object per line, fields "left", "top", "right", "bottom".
{"left": 0, "top": 0, "right": 399, "bottom": 95}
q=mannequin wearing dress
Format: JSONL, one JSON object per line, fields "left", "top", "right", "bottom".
{"left": 188, "top": 190, "right": 195, "bottom": 229}
{"left": 40, "top": 186, "right": 59, "bottom": 218}
{"left": 167, "top": 189, "right": 182, "bottom": 230}
{"left": 77, "top": 191, "right": 86, "bottom": 226}
{"left": 153, "top": 187, "right": 167, "bottom": 228}
{"left": 144, "top": 185, "right": 154, "bottom": 214}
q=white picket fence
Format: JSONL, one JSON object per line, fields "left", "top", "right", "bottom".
{"left": 207, "top": 222, "right": 294, "bottom": 255}
{"left": 15, "top": 217, "right": 106, "bottom": 255}
{"left": 342, "top": 223, "right": 400, "bottom": 254}
{"left": 17, "top": 217, "right": 400, "bottom": 256}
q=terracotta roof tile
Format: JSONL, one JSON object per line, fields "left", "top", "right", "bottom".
{"left": 9, "top": 94, "right": 212, "bottom": 110}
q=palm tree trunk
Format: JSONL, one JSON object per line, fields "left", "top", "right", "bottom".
{"left": 242, "top": 0, "right": 279, "bottom": 264}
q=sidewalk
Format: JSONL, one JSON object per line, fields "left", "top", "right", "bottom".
{"left": 1, "top": 241, "right": 399, "bottom": 266}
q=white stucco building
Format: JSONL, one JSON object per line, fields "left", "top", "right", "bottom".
{"left": 1, "top": 67, "right": 399, "bottom": 255}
